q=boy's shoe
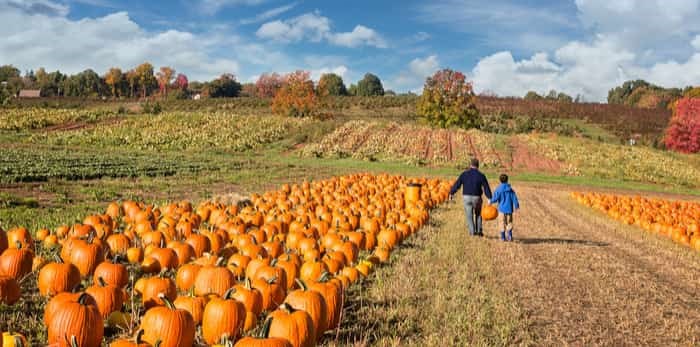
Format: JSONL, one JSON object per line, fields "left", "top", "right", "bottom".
{"left": 500, "top": 231, "right": 506, "bottom": 241}
{"left": 506, "top": 230, "right": 513, "bottom": 241}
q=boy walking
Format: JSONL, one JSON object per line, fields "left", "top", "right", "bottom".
{"left": 489, "top": 174, "right": 520, "bottom": 241}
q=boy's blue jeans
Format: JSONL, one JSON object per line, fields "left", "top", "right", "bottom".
{"left": 462, "top": 195, "right": 483, "bottom": 235}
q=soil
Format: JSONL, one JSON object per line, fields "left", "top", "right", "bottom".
{"left": 486, "top": 184, "right": 700, "bottom": 346}
{"left": 509, "top": 138, "right": 562, "bottom": 174}
{"left": 39, "top": 116, "right": 124, "bottom": 133}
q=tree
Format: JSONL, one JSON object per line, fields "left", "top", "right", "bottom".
{"left": 174, "top": 73, "right": 188, "bottom": 90}
{"left": 523, "top": 91, "right": 542, "bottom": 100}
{"left": 0, "top": 65, "right": 20, "bottom": 82}
{"left": 208, "top": 73, "right": 241, "bottom": 98}
{"left": 665, "top": 97, "right": 700, "bottom": 153}
{"left": 240, "top": 83, "right": 256, "bottom": 97}
{"left": 255, "top": 73, "right": 283, "bottom": 98}
{"left": 62, "top": 69, "right": 104, "bottom": 97}
{"left": 416, "top": 68, "right": 479, "bottom": 129}
{"left": 156, "top": 66, "right": 175, "bottom": 97}
{"left": 272, "top": 70, "right": 318, "bottom": 117}
{"left": 135, "top": 62, "right": 157, "bottom": 98}
{"left": 356, "top": 73, "right": 384, "bottom": 96}
{"left": 104, "top": 68, "right": 124, "bottom": 98}
{"left": 125, "top": 69, "right": 138, "bottom": 98}
{"left": 316, "top": 73, "right": 347, "bottom": 97}
{"left": 348, "top": 83, "right": 357, "bottom": 96}
{"left": 557, "top": 92, "right": 573, "bottom": 103}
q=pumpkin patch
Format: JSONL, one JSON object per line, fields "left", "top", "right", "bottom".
{"left": 0, "top": 173, "right": 449, "bottom": 345}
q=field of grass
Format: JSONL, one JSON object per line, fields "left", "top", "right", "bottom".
{"left": 0, "top": 98, "right": 699, "bottom": 346}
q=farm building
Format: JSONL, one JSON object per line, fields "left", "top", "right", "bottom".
{"left": 18, "top": 89, "right": 41, "bottom": 98}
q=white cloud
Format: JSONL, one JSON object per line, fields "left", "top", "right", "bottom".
{"left": 328, "top": 25, "right": 386, "bottom": 48}
{"left": 310, "top": 65, "right": 349, "bottom": 81}
{"left": 198, "top": 0, "right": 267, "bottom": 15}
{"left": 256, "top": 11, "right": 386, "bottom": 48}
{"left": 390, "top": 55, "right": 440, "bottom": 92}
{"left": 239, "top": 2, "right": 297, "bottom": 25}
{"left": 468, "top": 0, "right": 700, "bottom": 101}
{"left": 1, "top": 0, "right": 69, "bottom": 16}
{"left": 0, "top": 7, "right": 244, "bottom": 81}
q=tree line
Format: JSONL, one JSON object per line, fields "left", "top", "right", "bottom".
{"left": 0, "top": 63, "right": 391, "bottom": 103}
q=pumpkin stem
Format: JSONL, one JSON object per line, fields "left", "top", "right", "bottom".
{"left": 223, "top": 287, "right": 236, "bottom": 300}
{"left": 159, "top": 293, "right": 176, "bottom": 309}
{"left": 77, "top": 292, "right": 92, "bottom": 305}
{"left": 270, "top": 258, "right": 278, "bottom": 267}
{"left": 259, "top": 317, "right": 274, "bottom": 339}
{"left": 279, "top": 302, "right": 295, "bottom": 313}
{"left": 266, "top": 276, "right": 278, "bottom": 285}
{"left": 244, "top": 277, "right": 252, "bottom": 290}
{"left": 14, "top": 240, "right": 22, "bottom": 249}
{"left": 295, "top": 278, "right": 308, "bottom": 291}
{"left": 134, "top": 329, "right": 145, "bottom": 344}
{"left": 215, "top": 256, "right": 226, "bottom": 267}
{"left": 69, "top": 335, "right": 79, "bottom": 347}
{"left": 13, "top": 335, "right": 25, "bottom": 347}
{"left": 317, "top": 271, "right": 331, "bottom": 283}
{"left": 153, "top": 339, "right": 162, "bottom": 347}
{"left": 97, "top": 276, "right": 107, "bottom": 287}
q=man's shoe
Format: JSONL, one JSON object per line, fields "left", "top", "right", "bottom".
{"left": 499, "top": 231, "right": 506, "bottom": 241}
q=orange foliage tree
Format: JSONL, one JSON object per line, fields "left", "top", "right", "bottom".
{"left": 664, "top": 97, "right": 700, "bottom": 153}
{"left": 272, "top": 71, "right": 318, "bottom": 117}
{"left": 417, "top": 69, "right": 479, "bottom": 128}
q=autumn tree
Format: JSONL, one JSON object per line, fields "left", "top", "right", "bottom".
{"left": 135, "top": 62, "right": 157, "bottom": 98}
{"left": 356, "top": 73, "right": 384, "bottom": 96}
{"left": 316, "top": 73, "right": 347, "bottom": 97}
{"left": 156, "top": 66, "right": 175, "bottom": 97}
{"left": 104, "top": 67, "right": 123, "bottom": 97}
{"left": 240, "top": 83, "right": 256, "bottom": 97}
{"left": 272, "top": 70, "right": 318, "bottom": 117}
{"left": 664, "top": 97, "right": 700, "bottom": 153}
{"left": 417, "top": 68, "right": 479, "bottom": 129}
{"left": 256, "top": 73, "right": 283, "bottom": 98}
{"left": 174, "top": 73, "right": 188, "bottom": 90}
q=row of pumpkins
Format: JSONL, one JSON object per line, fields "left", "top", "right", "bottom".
{"left": 0, "top": 173, "right": 450, "bottom": 346}
{"left": 572, "top": 192, "right": 700, "bottom": 249}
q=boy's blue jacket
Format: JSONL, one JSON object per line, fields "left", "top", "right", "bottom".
{"left": 489, "top": 183, "right": 520, "bottom": 214}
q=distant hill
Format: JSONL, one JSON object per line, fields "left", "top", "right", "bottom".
{"left": 607, "top": 80, "right": 697, "bottom": 109}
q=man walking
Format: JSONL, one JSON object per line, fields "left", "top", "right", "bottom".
{"left": 449, "top": 158, "right": 492, "bottom": 237}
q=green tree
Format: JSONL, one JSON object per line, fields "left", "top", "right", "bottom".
{"left": 316, "top": 73, "right": 347, "bottom": 97}
{"left": 417, "top": 69, "right": 479, "bottom": 129}
{"left": 348, "top": 83, "right": 357, "bottom": 96}
{"left": 356, "top": 73, "right": 384, "bottom": 96}
{"left": 523, "top": 91, "right": 542, "bottom": 100}
{"left": 0, "top": 65, "right": 20, "bottom": 82}
{"left": 557, "top": 92, "right": 573, "bottom": 103}
{"left": 207, "top": 73, "right": 241, "bottom": 98}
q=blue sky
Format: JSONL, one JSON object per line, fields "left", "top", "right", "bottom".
{"left": 2, "top": 0, "right": 700, "bottom": 101}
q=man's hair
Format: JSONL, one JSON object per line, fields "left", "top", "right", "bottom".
{"left": 500, "top": 174, "right": 508, "bottom": 183}
{"left": 470, "top": 158, "right": 480, "bottom": 168}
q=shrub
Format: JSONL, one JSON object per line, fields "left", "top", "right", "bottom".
{"left": 664, "top": 97, "right": 700, "bottom": 153}
{"left": 272, "top": 71, "right": 319, "bottom": 118}
{"left": 417, "top": 69, "right": 479, "bottom": 129}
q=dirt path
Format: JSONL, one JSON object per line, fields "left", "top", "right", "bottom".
{"left": 508, "top": 138, "right": 562, "bottom": 173}
{"left": 488, "top": 184, "right": 700, "bottom": 346}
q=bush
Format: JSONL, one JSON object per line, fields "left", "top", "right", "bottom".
{"left": 664, "top": 97, "right": 700, "bottom": 153}
{"left": 417, "top": 69, "right": 479, "bottom": 128}
{"left": 272, "top": 71, "right": 319, "bottom": 118}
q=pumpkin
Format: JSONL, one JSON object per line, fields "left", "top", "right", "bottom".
{"left": 6, "top": 228, "right": 33, "bottom": 252}
{"left": 0, "top": 243, "right": 33, "bottom": 279}
{"left": 268, "top": 303, "right": 315, "bottom": 347}
{"left": 47, "top": 293, "right": 104, "bottom": 347}
{"left": 126, "top": 247, "right": 144, "bottom": 264}
{"left": 93, "top": 259, "right": 129, "bottom": 288}
{"left": 175, "top": 263, "right": 201, "bottom": 292}
{"left": 284, "top": 279, "right": 328, "bottom": 341}
{"left": 38, "top": 262, "right": 81, "bottom": 296}
{"left": 147, "top": 248, "right": 179, "bottom": 272}
{"left": 299, "top": 260, "right": 328, "bottom": 284}
{"left": 307, "top": 273, "right": 343, "bottom": 330}
{"left": 481, "top": 205, "right": 498, "bottom": 221}
{"left": 86, "top": 277, "right": 125, "bottom": 319}
{"left": 253, "top": 260, "right": 288, "bottom": 290}
{"left": 233, "top": 317, "right": 292, "bottom": 347}
{"left": 194, "top": 257, "right": 236, "bottom": 297}
{"left": 202, "top": 288, "right": 246, "bottom": 344}
{"left": 173, "top": 290, "right": 206, "bottom": 325}
{"left": 44, "top": 292, "right": 89, "bottom": 325}
{"left": 141, "top": 276, "right": 177, "bottom": 309}
{"left": 231, "top": 278, "right": 263, "bottom": 315}
{"left": 0, "top": 227, "right": 7, "bottom": 254}
{"left": 109, "top": 329, "right": 150, "bottom": 347}
{"left": 68, "top": 238, "right": 103, "bottom": 277}
{"left": 140, "top": 295, "right": 196, "bottom": 347}
{"left": 0, "top": 276, "right": 20, "bottom": 305}
{"left": 2, "top": 332, "right": 28, "bottom": 347}
{"left": 105, "top": 233, "right": 131, "bottom": 256}
{"left": 251, "top": 277, "right": 286, "bottom": 311}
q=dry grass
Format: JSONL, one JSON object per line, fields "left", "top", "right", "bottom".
{"left": 322, "top": 201, "right": 532, "bottom": 346}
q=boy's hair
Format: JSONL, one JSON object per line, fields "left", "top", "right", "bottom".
{"left": 499, "top": 174, "right": 509, "bottom": 183}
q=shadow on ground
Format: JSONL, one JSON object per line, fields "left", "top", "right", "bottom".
{"left": 516, "top": 237, "right": 609, "bottom": 247}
